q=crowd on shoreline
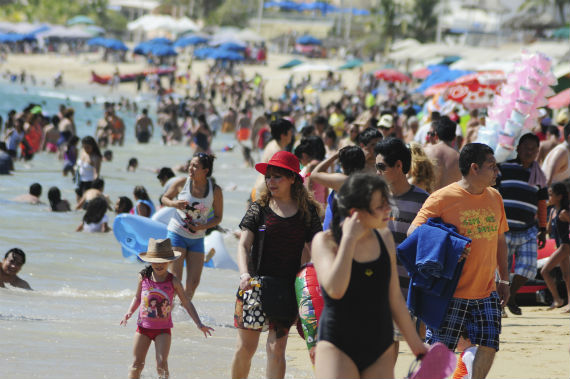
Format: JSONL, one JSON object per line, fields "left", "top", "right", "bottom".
{"left": 2, "top": 64, "right": 570, "bottom": 379}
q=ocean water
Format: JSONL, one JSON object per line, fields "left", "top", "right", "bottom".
{"left": 0, "top": 83, "right": 312, "bottom": 378}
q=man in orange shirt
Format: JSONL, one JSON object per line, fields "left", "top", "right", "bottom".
{"left": 408, "top": 143, "right": 510, "bottom": 379}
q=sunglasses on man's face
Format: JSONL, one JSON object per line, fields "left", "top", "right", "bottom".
{"left": 375, "top": 162, "right": 388, "bottom": 172}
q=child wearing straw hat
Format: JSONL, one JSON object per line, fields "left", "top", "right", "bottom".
{"left": 120, "top": 238, "right": 214, "bottom": 379}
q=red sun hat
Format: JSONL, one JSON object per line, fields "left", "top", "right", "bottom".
{"left": 255, "top": 151, "right": 301, "bottom": 177}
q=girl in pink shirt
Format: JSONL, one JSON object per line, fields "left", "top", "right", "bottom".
{"left": 120, "top": 238, "right": 214, "bottom": 379}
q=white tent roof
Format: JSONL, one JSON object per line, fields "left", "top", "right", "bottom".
{"left": 109, "top": 0, "right": 159, "bottom": 11}
{"left": 37, "top": 25, "right": 93, "bottom": 39}
{"left": 127, "top": 15, "right": 199, "bottom": 33}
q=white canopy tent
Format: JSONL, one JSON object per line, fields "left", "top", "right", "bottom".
{"left": 127, "top": 15, "right": 199, "bottom": 34}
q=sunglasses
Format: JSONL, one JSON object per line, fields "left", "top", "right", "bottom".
{"left": 375, "top": 162, "right": 388, "bottom": 171}
{"left": 427, "top": 131, "right": 436, "bottom": 137}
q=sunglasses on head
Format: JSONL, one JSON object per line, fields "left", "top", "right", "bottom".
{"left": 375, "top": 162, "right": 388, "bottom": 171}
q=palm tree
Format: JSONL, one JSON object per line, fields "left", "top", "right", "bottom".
{"left": 519, "top": 0, "right": 570, "bottom": 25}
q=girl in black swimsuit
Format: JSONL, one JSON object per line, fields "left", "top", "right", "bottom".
{"left": 312, "top": 173, "right": 427, "bottom": 378}
{"left": 543, "top": 182, "right": 570, "bottom": 311}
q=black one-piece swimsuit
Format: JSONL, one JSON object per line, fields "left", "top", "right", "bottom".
{"left": 318, "top": 230, "right": 394, "bottom": 371}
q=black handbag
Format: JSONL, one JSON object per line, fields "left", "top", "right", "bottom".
{"left": 251, "top": 206, "right": 298, "bottom": 325}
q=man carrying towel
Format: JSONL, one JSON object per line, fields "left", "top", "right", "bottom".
{"left": 408, "top": 143, "right": 509, "bottom": 379}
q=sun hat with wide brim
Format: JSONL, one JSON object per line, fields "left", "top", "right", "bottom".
{"left": 255, "top": 151, "right": 301, "bottom": 178}
{"left": 139, "top": 238, "right": 181, "bottom": 263}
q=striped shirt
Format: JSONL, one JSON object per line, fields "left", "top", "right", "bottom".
{"left": 389, "top": 185, "right": 429, "bottom": 297}
{"left": 389, "top": 185, "right": 430, "bottom": 246}
{"left": 497, "top": 161, "right": 548, "bottom": 231}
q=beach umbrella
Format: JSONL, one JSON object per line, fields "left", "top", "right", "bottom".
{"left": 219, "top": 42, "right": 246, "bottom": 51}
{"left": 146, "top": 37, "right": 173, "bottom": 45}
{"left": 83, "top": 25, "right": 105, "bottom": 36}
{"left": 415, "top": 66, "right": 473, "bottom": 94}
{"left": 299, "top": 2, "right": 339, "bottom": 14}
{"left": 412, "top": 67, "right": 432, "bottom": 79}
{"left": 374, "top": 69, "right": 411, "bottom": 83}
{"left": 133, "top": 42, "right": 154, "bottom": 55}
{"left": 279, "top": 59, "right": 303, "bottom": 69}
{"left": 339, "top": 59, "right": 363, "bottom": 70}
{"left": 194, "top": 47, "right": 216, "bottom": 59}
{"left": 444, "top": 71, "right": 506, "bottom": 108}
{"left": 293, "top": 63, "right": 335, "bottom": 73}
{"left": 102, "top": 38, "right": 128, "bottom": 51}
{"left": 67, "top": 15, "right": 95, "bottom": 26}
{"left": 210, "top": 49, "right": 244, "bottom": 61}
{"left": 87, "top": 36, "right": 107, "bottom": 47}
{"left": 296, "top": 35, "right": 322, "bottom": 45}
{"left": 149, "top": 44, "right": 177, "bottom": 57}
{"left": 548, "top": 88, "right": 570, "bottom": 109}
{"left": 264, "top": 1, "right": 301, "bottom": 11}
{"left": 553, "top": 27, "right": 570, "bottom": 39}
{"left": 174, "top": 35, "right": 209, "bottom": 48}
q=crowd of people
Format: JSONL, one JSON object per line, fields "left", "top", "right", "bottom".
{"left": 2, "top": 63, "right": 570, "bottom": 379}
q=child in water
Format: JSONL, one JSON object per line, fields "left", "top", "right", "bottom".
{"left": 76, "top": 197, "right": 110, "bottom": 232}
{"left": 120, "top": 238, "right": 213, "bottom": 379}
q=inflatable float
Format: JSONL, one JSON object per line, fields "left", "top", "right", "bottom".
{"left": 295, "top": 263, "right": 324, "bottom": 364}
{"left": 113, "top": 211, "right": 237, "bottom": 270}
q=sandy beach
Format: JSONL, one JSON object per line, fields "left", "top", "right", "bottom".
{"left": 1, "top": 51, "right": 569, "bottom": 379}
{"left": 1, "top": 51, "right": 374, "bottom": 103}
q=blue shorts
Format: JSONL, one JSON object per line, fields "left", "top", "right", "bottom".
{"left": 167, "top": 230, "right": 205, "bottom": 253}
{"left": 426, "top": 292, "right": 501, "bottom": 351}
{"left": 505, "top": 226, "right": 538, "bottom": 280}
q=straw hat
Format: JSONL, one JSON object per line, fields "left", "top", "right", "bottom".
{"left": 255, "top": 151, "right": 301, "bottom": 178}
{"left": 139, "top": 238, "right": 181, "bottom": 263}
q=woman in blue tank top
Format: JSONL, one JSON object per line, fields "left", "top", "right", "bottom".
{"left": 311, "top": 173, "right": 427, "bottom": 378}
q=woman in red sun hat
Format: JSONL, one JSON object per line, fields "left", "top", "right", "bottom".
{"left": 231, "top": 151, "right": 322, "bottom": 379}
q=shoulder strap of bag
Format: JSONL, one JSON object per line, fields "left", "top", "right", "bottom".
{"left": 255, "top": 206, "right": 267, "bottom": 275}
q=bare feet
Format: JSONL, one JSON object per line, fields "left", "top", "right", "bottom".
{"left": 547, "top": 299, "right": 564, "bottom": 310}
{"left": 561, "top": 305, "right": 570, "bottom": 313}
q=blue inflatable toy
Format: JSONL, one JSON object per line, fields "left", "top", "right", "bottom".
{"left": 113, "top": 213, "right": 238, "bottom": 270}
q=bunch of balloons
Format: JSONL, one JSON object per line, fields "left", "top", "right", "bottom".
{"left": 477, "top": 51, "right": 557, "bottom": 162}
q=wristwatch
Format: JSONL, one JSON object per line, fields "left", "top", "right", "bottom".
{"left": 498, "top": 280, "right": 510, "bottom": 285}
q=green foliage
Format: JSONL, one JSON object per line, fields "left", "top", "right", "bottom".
{"left": 0, "top": 0, "right": 126, "bottom": 31}
{"left": 206, "top": 0, "right": 252, "bottom": 28}
{"left": 408, "top": 0, "right": 439, "bottom": 42}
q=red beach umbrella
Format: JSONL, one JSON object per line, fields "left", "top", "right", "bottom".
{"left": 548, "top": 88, "right": 570, "bottom": 109}
{"left": 374, "top": 69, "right": 412, "bottom": 83}
{"left": 412, "top": 67, "right": 432, "bottom": 79}
{"left": 445, "top": 71, "right": 506, "bottom": 109}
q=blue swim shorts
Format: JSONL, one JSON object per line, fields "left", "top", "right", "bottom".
{"left": 167, "top": 230, "right": 205, "bottom": 253}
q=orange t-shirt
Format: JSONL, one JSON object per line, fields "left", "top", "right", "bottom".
{"left": 412, "top": 182, "right": 508, "bottom": 299}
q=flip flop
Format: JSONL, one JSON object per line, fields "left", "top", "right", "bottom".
{"left": 407, "top": 342, "right": 457, "bottom": 379}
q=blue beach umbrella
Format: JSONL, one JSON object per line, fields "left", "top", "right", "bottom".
{"left": 219, "top": 42, "right": 246, "bottom": 51}
{"left": 299, "top": 2, "right": 339, "bottom": 14}
{"left": 174, "top": 35, "right": 209, "bottom": 48}
{"left": 210, "top": 49, "right": 244, "bottom": 61}
{"left": 102, "top": 38, "right": 128, "bottom": 51}
{"left": 296, "top": 35, "right": 322, "bottom": 45}
{"left": 87, "top": 36, "right": 107, "bottom": 46}
{"left": 194, "top": 47, "right": 216, "bottom": 59}
{"left": 264, "top": 1, "right": 301, "bottom": 11}
{"left": 146, "top": 37, "right": 173, "bottom": 45}
{"left": 149, "top": 44, "right": 177, "bottom": 57}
